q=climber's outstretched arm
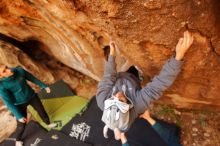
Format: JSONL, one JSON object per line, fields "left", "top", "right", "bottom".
{"left": 96, "top": 41, "right": 118, "bottom": 110}
{"left": 135, "top": 31, "right": 194, "bottom": 114}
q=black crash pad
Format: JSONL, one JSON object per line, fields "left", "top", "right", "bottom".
{"left": 61, "top": 97, "right": 120, "bottom": 146}
{"left": 0, "top": 121, "right": 47, "bottom": 146}
{"left": 21, "top": 121, "right": 48, "bottom": 146}
{"left": 38, "top": 130, "right": 92, "bottom": 146}
{"left": 38, "top": 80, "right": 74, "bottom": 99}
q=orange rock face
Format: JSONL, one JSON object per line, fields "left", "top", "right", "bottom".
{"left": 0, "top": 0, "right": 220, "bottom": 110}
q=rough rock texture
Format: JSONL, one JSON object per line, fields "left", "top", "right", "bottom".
{"left": 0, "top": 103, "right": 17, "bottom": 142}
{"left": 0, "top": 40, "right": 54, "bottom": 84}
{"left": 0, "top": 0, "right": 220, "bottom": 111}
{"left": 0, "top": 40, "right": 97, "bottom": 97}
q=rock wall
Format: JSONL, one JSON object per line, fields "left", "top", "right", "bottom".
{"left": 0, "top": 0, "right": 220, "bottom": 110}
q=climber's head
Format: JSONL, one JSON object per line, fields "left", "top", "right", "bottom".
{"left": 0, "top": 64, "right": 14, "bottom": 79}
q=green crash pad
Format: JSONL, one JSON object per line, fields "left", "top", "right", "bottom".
{"left": 28, "top": 80, "right": 88, "bottom": 130}
{"left": 28, "top": 95, "right": 88, "bottom": 130}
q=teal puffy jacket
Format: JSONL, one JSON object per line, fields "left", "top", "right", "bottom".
{"left": 0, "top": 67, "right": 47, "bottom": 120}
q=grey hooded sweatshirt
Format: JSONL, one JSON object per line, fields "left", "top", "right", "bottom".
{"left": 96, "top": 55, "right": 183, "bottom": 131}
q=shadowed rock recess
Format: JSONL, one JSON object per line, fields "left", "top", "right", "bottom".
{"left": 0, "top": 0, "right": 220, "bottom": 111}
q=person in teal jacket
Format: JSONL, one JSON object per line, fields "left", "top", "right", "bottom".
{"left": 0, "top": 65, "right": 56, "bottom": 146}
{"left": 121, "top": 110, "right": 182, "bottom": 146}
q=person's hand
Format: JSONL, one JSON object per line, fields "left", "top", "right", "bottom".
{"left": 45, "top": 87, "right": 51, "bottom": 93}
{"left": 139, "top": 110, "right": 156, "bottom": 126}
{"left": 175, "top": 31, "right": 194, "bottom": 60}
{"left": 139, "top": 110, "right": 151, "bottom": 119}
{"left": 114, "top": 128, "right": 121, "bottom": 140}
{"left": 18, "top": 117, "right": 27, "bottom": 123}
{"left": 109, "top": 41, "right": 116, "bottom": 56}
{"left": 120, "top": 133, "right": 128, "bottom": 144}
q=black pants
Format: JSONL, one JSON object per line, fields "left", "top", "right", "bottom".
{"left": 11, "top": 94, "right": 50, "bottom": 141}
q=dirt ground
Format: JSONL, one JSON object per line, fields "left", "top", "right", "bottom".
{"left": 150, "top": 103, "right": 220, "bottom": 146}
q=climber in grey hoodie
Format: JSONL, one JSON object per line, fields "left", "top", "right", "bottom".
{"left": 96, "top": 31, "right": 194, "bottom": 140}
